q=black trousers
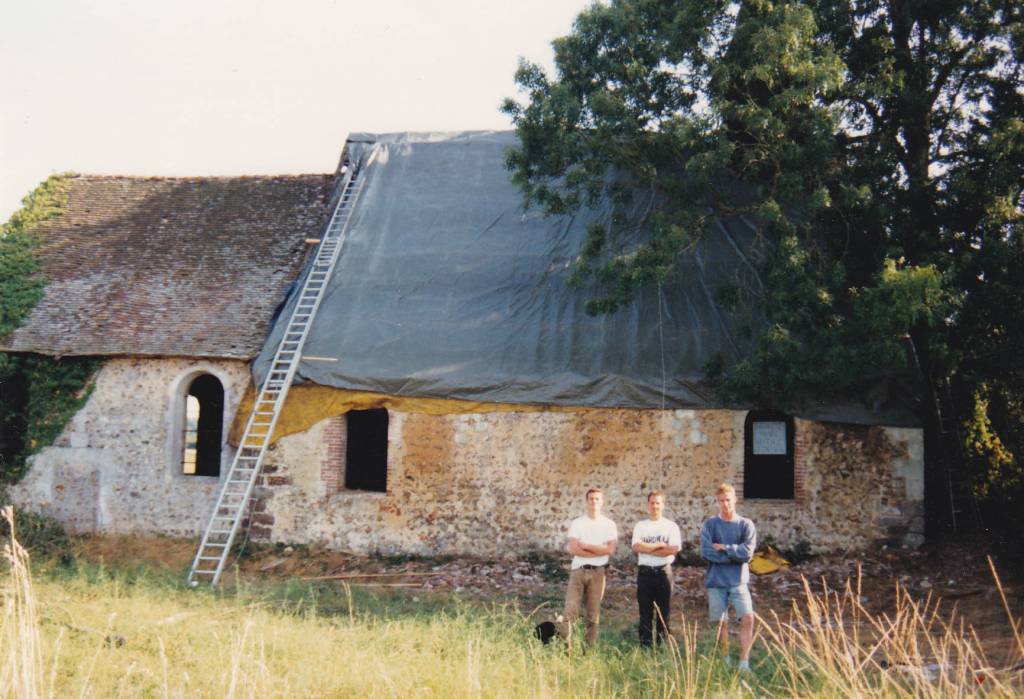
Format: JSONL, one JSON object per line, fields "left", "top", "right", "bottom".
{"left": 637, "top": 566, "right": 673, "bottom": 645}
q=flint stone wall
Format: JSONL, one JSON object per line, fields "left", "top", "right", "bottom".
{"left": 9, "top": 358, "right": 249, "bottom": 536}
{"left": 258, "top": 409, "right": 925, "bottom": 556}
{"left": 10, "top": 358, "right": 925, "bottom": 554}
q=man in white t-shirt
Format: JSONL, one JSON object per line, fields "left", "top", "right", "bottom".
{"left": 631, "top": 490, "right": 682, "bottom": 647}
{"left": 558, "top": 487, "right": 618, "bottom": 647}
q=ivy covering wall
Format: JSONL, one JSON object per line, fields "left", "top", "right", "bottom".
{"left": 0, "top": 174, "right": 102, "bottom": 485}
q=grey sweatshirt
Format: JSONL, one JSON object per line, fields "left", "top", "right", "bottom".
{"left": 700, "top": 515, "right": 757, "bottom": 588}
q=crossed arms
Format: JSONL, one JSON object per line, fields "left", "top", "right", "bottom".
{"left": 700, "top": 522, "right": 755, "bottom": 564}
{"left": 568, "top": 538, "right": 616, "bottom": 558}
{"left": 631, "top": 540, "right": 680, "bottom": 557}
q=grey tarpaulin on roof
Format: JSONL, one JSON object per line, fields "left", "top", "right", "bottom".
{"left": 254, "top": 131, "right": 918, "bottom": 427}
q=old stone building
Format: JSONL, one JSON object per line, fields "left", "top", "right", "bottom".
{"left": 1, "top": 133, "right": 925, "bottom": 557}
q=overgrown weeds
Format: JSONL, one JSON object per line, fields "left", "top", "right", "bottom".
{"left": 2, "top": 512, "right": 1022, "bottom": 696}
{"left": 0, "top": 506, "right": 67, "bottom": 557}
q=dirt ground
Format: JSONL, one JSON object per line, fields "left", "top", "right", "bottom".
{"left": 71, "top": 535, "right": 1023, "bottom": 667}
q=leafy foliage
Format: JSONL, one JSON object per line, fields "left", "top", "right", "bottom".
{"left": 0, "top": 174, "right": 69, "bottom": 339}
{"left": 0, "top": 499, "right": 69, "bottom": 556}
{"left": 0, "top": 174, "right": 101, "bottom": 486}
{"left": 504, "top": 0, "right": 1024, "bottom": 532}
{"left": 0, "top": 356, "right": 101, "bottom": 484}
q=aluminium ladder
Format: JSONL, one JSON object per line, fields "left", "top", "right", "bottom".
{"left": 187, "top": 163, "right": 366, "bottom": 586}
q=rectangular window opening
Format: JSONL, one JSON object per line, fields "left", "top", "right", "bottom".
{"left": 744, "top": 412, "right": 795, "bottom": 500}
{"left": 345, "top": 408, "right": 388, "bottom": 492}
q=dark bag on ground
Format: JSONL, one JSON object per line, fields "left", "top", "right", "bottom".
{"left": 534, "top": 621, "right": 557, "bottom": 644}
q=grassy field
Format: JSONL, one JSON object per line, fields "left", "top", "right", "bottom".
{"left": 3, "top": 510, "right": 1022, "bottom": 697}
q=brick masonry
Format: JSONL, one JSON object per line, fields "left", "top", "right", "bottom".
{"left": 320, "top": 416, "right": 346, "bottom": 496}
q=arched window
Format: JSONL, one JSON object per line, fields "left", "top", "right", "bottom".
{"left": 743, "top": 411, "right": 794, "bottom": 499}
{"left": 182, "top": 374, "right": 224, "bottom": 477}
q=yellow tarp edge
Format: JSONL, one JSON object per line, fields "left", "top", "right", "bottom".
{"left": 750, "top": 547, "right": 791, "bottom": 575}
{"left": 228, "top": 383, "right": 588, "bottom": 446}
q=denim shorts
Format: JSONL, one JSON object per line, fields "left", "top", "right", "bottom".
{"left": 707, "top": 584, "right": 754, "bottom": 622}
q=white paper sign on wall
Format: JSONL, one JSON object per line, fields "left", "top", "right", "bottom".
{"left": 752, "top": 421, "right": 787, "bottom": 455}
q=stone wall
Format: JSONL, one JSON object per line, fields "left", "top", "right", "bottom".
{"left": 256, "top": 409, "right": 925, "bottom": 557}
{"left": 9, "top": 357, "right": 250, "bottom": 536}
{"left": 11, "top": 358, "right": 925, "bottom": 554}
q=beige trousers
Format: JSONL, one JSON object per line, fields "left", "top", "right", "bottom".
{"left": 559, "top": 566, "right": 607, "bottom": 646}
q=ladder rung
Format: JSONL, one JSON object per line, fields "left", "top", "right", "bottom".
{"left": 190, "top": 164, "right": 363, "bottom": 586}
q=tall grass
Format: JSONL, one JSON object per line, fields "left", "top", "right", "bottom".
{"left": 758, "top": 568, "right": 1024, "bottom": 696}
{"left": 0, "top": 507, "right": 46, "bottom": 698}
{"left": 2, "top": 513, "right": 1022, "bottom": 697}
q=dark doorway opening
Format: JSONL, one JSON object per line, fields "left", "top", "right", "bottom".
{"left": 0, "top": 367, "right": 29, "bottom": 469}
{"left": 743, "top": 411, "right": 794, "bottom": 499}
{"left": 345, "top": 408, "right": 388, "bottom": 492}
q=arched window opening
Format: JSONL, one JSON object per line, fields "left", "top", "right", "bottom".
{"left": 345, "top": 408, "right": 389, "bottom": 492}
{"left": 743, "top": 411, "right": 794, "bottom": 500}
{"left": 182, "top": 374, "right": 223, "bottom": 477}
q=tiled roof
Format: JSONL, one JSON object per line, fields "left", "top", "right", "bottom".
{"left": 0, "top": 174, "right": 335, "bottom": 358}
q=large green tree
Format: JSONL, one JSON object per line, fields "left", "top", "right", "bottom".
{"left": 503, "top": 0, "right": 1024, "bottom": 536}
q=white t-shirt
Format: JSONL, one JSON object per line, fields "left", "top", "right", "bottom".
{"left": 567, "top": 514, "right": 618, "bottom": 570}
{"left": 631, "top": 518, "right": 682, "bottom": 567}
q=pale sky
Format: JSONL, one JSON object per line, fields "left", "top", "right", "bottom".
{"left": 1, "top": 0, "right": 587, "bottom": 221}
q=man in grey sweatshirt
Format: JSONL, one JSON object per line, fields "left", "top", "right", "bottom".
{"left": 700, "top": 483, "right": 757, "bottom": 670}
